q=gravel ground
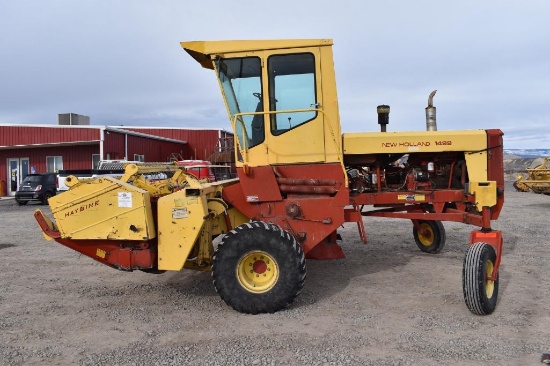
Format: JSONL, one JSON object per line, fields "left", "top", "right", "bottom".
{"left": 1, "top": 185, "right": 549, "bottom": 365}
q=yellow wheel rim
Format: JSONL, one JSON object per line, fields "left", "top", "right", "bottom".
{"left": 417, "top": 223, "right": 434, "bottom": 247}
{"left": 485, "top": 260, "right": 495, "bottom": 298}
{"left": 236, "top": 251, "right": 279, "bottom": 293}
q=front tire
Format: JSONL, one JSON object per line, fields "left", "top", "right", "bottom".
{"left": 212, "top": 222, "right": 306, "bottom": 314}
{"left": 463, "top": 242, "right": 499, "bottom": 315}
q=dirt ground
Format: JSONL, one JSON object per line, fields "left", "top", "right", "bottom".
{"left": 1, "top": 186, "right": 549, "bottom": 365}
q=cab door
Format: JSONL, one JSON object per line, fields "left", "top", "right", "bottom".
{"left": 265, "top": 49, "right": 326, "bottom": 165}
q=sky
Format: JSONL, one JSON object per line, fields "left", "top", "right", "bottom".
{"left": 1, "top": 1, "right": 549, "bottom": 149}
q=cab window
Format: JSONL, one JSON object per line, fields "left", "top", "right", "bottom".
{"left": 267, "top": 53, "right": 317, "bottom": 135}
{"left": 216, "top": 57, "right": 264, "bottom": 149}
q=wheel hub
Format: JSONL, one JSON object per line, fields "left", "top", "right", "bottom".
{"left": 418, "top": 223, "right": 434, "bottom": 246}
{"left": 485, "top": 260, "right": 495, "bottom": 298}
{"left": 236, "top": 251, "right": 279, "bottom": 293}
{"left": 252, "top": 260, "right": 267, "bottom": 274}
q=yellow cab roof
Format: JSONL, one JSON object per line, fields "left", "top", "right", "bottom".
{"left": 181, "top": 39, "right": 333, "bottom": 69}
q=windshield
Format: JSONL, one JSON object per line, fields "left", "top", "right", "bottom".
{"left": 216, "top": 57, "right": 263, "bottom": 149}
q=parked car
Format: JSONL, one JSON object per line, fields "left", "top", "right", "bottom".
{"left": 15, "top": 173, "right": 57, "bottom": 205}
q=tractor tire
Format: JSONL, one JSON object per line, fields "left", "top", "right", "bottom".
{"left": 462, "top": 242, "right": 499, "bottom": 315}
{"left": 413, "top": 220, "right": 446, "bottom": 253}
{"left": 212, "top": 221, "right": 306, "bottom": 314}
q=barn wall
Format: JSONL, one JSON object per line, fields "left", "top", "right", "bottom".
{"left": 103, "top": 131, "right": 126, "bottom": 160}
{"left": 0, "top": 144, "right": 99, "bottom": 195}
{"left": 127, "top": 128, "right": 225, "bottom": 161}
{"left": 126, "top": 135, "right": 187, "bottom": 162}
{"left": 0, "top": 126, "right": 99, "bottom": 145}
{"left": 0, "top": 125, "right": 216, "bottom": 196}
{"left": 100, "top": 132, "right": 187, "bottom": 162}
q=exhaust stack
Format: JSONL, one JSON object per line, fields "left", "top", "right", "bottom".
{"left": 426, "top": 90, "right": 437, "bottom": 131}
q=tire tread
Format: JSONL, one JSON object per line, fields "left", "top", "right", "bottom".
{"left": 463, "top": 242, "right": 498, "bottom": 315}
{"left": 212, "top": 221, "right": 306, "bottom": 314}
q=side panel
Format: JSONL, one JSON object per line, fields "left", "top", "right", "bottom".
{"left": 486, "top": 129, "right": 505, "bottom": 219}
{"left": 343, "top": 130, "right": 487, "bottom": 154}
{"left": 344, "top": 129, "right": 490, "bottom": 182}
{"left": 237, "top": 165, "right": 282, "bottom": 202}
{"left": 319, "top": 45, "right": 342, "bottom": 164}
{"left": 464, "top": 152, "right": 489, "bottom": 183}
{"left": 222, "top": 163, "right": 348, "bottom": 255}
{"left": 49, "top": 177, "right": 156, "bottom": 240}
{"left": 157, "top": 189, "right": 208, "bottom": 271}
{"left": 266, "top": 121, "right": 326, "bottom": 164}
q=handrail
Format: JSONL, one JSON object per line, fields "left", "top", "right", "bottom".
{"left": 230, "top": 115, "right": 250, "bottom": 163}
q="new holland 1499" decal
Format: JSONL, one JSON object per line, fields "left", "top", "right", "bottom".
{"left": 381, "top": 140, "right": 452, "bottom": 148}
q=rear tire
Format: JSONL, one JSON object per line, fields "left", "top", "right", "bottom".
{"left": 41, "top": 191, "right": 54, "bottom": 205}
{"left": 413, "top": 220, "right": 446, "bottom": 253}
{"left": 212, "top": 222, "right": 306, "bottom": 314}
{"left": 463, "top": 242, "right": 499, "bottom": 315}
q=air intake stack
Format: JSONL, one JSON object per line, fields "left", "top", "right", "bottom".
{"left": 377, "top": 105, "right": 390, "bottom": 132}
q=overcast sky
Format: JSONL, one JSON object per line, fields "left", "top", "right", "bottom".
{"left": 1, "top": 1, "right": 548, "bottom": 149}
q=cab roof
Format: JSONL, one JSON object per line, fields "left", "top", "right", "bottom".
{"left": 181, "top": 39, "right": 333, "bottom": 69}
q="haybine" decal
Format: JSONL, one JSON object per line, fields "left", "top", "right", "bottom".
{"left": 64, "top": 200, "right": 100, "bottom": 217}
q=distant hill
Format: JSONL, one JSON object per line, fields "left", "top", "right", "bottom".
{"left": 503, "top": 154, "right": 549, "bottom": 182}
{"left": 503, "top": 149, "right": 550, "bottom": 158}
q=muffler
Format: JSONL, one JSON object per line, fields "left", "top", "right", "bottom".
{"left": 426, "top": 90, "right": 437, "bottom": 131}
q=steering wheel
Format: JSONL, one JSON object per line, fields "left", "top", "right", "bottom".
{"left": 253, "top": 92, "right": 278, "bottom": 103}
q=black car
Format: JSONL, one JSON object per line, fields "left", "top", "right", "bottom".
{"left": 15, "top": 173, "right": 57, "bottom": 205}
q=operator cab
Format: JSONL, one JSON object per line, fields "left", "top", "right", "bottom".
{"left": 216, "top": 54, "right": 317, "bottom": 149}
{"left": 182, "top": 40, "right": 342, "bottom": 167}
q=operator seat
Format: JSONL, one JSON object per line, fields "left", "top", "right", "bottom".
{"left": 251, "top": 98, "right": 264, "bottom": 146}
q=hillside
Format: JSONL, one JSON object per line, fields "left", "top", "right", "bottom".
{"left": 502, "top": 149, "right": 548, "bottom": 181}
{"left": 503, "top": 148, "right": 550, "bottom": 158}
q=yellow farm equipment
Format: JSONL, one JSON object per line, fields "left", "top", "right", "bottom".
{"left": 513, "top": 157, "right": 550, "bottom": 194}
{"left": 35, "top": 39, "right": 505, "bottom": 315}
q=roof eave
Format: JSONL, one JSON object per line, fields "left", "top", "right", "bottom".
{"left": 181, "top": 39, "right": 333, "bottom": 69}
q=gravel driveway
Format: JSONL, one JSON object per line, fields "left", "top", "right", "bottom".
{"left": 0, "top": 187, "right": 549, "bottom": 365}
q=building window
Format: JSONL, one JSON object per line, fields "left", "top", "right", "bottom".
{"left": 92, "top": 154, "right": 101, "bottom": 169}
{"left": 46, "top": 156, "right": 63, "bottom": 172}
{"left": 134, "top": 154, "right": 145, "bottom": 162}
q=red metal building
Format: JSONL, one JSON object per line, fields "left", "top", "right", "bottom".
{"left": 0, "top": 124, "right": 233, "bottom": 197}
{"left": 126, "top": 127, "right": 234, "bottom": 162}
